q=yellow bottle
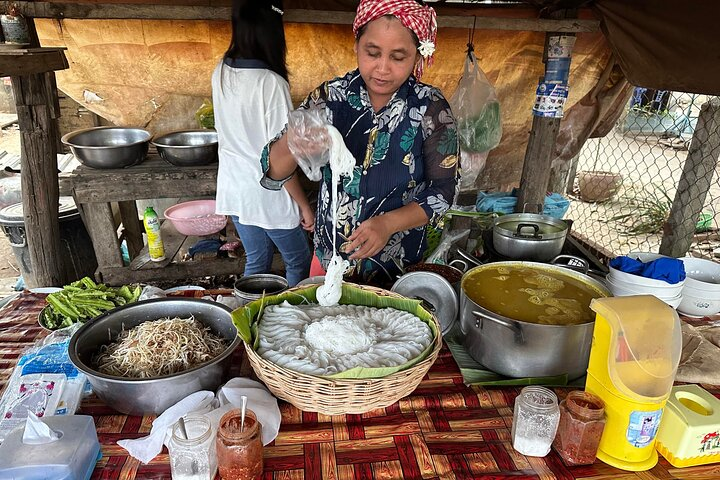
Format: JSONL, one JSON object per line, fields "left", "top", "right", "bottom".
{"left": 143, "top": 206, "right": 165, "bottom": 262}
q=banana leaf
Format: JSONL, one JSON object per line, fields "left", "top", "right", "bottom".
{"left": 231, "top": 283, "right": 439, "bottom": 380}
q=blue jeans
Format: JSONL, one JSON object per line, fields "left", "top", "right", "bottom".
{"left": 232, "top": 218, "right": 311, "bottom": 286}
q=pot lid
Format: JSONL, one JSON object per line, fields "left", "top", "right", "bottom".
{"left": 391, "top": 271, "right": 458, "bottom": 335}
{"left": 494, "top": 213, "right": 568, "bottom": 240}
{"left": 0, "top": 196, "right": 79, "bottom": 224}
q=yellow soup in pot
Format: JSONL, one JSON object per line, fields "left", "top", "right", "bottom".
{"left": 463, "top": 265, "right": 603, "bottom": 326}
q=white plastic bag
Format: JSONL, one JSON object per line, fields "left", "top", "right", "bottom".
{"left": 450, "top": 52, "right": 502, "bottom": 155}
{"left": 286, "top": 109, "right": 333, "bottom": 181}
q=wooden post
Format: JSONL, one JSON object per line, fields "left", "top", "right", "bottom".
{"left": 516, "top": 114, "right": 561, "bottom": 212}
{"left": 660, "top": 98, "right": 720, "bottom": 257}
{"left": 11, "top": 71, "right": 64, "bottom": 287}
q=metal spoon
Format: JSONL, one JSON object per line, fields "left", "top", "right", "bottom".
{"left": 177, "top": 416, "right": 189, "bottom": 439}
{"left": 177, "top": 416, "right": 198, "bottom": 474}
{"left": 240, "top": 395, "right": 248, "bottom": 432}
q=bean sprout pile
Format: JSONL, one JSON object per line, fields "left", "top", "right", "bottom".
{"left": 94, "top": 316, "right": 227, "bottom": 378}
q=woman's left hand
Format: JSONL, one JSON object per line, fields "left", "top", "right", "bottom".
{"left": 345, "top": 216, "right": 392, "bottom": 260}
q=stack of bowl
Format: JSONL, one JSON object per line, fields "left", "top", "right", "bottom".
{"left": 678, "top": 257, "right": 720, "bottom": 317}
{"left": 606, "top": 252, "right": 684, "bottom": 308}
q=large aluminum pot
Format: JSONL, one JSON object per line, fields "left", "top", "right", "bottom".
{"left": 493, "top": 213, "right": 568, "bottom": 261}
{"left": 459, "top": 261, "right": 610, "bottom": 380}
{"left": 69, "top": 298, "right": 240, "bottom": 415}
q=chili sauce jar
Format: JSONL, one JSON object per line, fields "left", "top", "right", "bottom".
{"left": 216, "top": 408, "right": 263, "bottom": 480}
{"left": 553, "top": 390, "right": 606, "bottom": 465}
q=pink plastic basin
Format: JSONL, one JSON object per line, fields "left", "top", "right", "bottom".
{"left": 163, "top": 200, "right": 227, "bottom": 236}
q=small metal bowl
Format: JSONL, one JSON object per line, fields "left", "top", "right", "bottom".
{"left": 152, "top": 130, "right": 218, "bottom": 166}
{"left": 62, "top": 127, "right": 152, "bottom": 169}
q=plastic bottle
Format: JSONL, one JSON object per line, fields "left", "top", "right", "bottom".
{"left": 143, "top": 206, "right": 165, "bottom": 262}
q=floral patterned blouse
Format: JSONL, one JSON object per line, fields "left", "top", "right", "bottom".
{"left": 262, "top": 69, "right": 458, "bottom": 285}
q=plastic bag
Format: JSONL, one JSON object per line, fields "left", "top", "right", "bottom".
{"left": 195, "top": 99, "right": 215, "bottom": 129}
{"left": 425, "top": 228, "right": 470, "bottom": 265}
{"left": 458, "top": 149, "right": 488, "bottom": 192}
{"left": 450, "top": 52, "right": 502, "bottom": 154}
{"left": 286, "top": 109, "right": 333, "bottom": 181}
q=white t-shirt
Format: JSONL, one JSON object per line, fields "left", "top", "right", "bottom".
{"left": 212, "top": 60, "right": 301, "bottom": 229}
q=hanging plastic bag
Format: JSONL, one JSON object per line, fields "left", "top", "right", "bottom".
{"left": 195, "top": 99, "right": 215, "bottom": 129}
{"left": 450, "top": 52, "right": 502, "bottom": 155}
{"left": 458, "top": 149, "right": 488, "bottom": 192}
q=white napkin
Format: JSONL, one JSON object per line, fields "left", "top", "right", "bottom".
{"left": 22, "top": 411, "right": 61, "bottom": 445}
{"left": 214, "top": 378, "right": 281, "bottom": 445}
{"left": 117, "top": 390, "right": 215, "bottom": 464}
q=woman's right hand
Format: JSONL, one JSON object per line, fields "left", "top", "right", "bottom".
{"left": 286, "top": 110, "right": 332, "bottom": 181}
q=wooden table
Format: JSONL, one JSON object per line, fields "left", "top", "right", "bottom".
{"left": 59, "top": 155, "right": 243, "bottom": 285}
{"left": 2, "top": 290, "right": 720, "bottom": 479}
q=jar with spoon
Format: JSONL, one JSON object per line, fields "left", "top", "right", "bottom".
{"left": 216, "top": 396, "right": 263, "bottom": 480}
{"left": 168, "top": 414, "right": 218, "bottom": 480}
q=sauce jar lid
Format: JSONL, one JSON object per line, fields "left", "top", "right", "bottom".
{"left": 392, "top": 271, "right": 458, "bottom": 335}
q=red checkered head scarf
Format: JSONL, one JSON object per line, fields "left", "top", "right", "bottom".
{"left": 352, "top": 0, "right": 438, "bottom": 80}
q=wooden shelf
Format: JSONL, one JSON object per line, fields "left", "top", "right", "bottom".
{"left": 0, "top": 47, "right": 68, "bottom": 77}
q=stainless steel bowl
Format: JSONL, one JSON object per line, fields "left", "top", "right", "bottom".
{"left": 69, "top": 298, "right": 240, "bottom": 415}
{"left": 62, "top": 127, "right": 152, "bottom": 169}
{"left": 152, "top": 130, "right": 218, "bottom": 166}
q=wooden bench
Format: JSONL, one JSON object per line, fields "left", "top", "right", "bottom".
{"left": 59, "top": 154, "right": 244, "bottom": 285}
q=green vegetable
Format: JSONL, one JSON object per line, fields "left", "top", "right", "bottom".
{"left": 43, "top": 276, "right": 142, "bottom": 330}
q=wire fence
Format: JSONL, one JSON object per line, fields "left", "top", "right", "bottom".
{"left": 567, "top": 90, "right": 720, "bottom": 261}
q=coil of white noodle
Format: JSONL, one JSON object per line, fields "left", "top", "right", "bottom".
{"left": 316, "top": 125, "right": 355, "bottom": 306}
{"left": 257, "top": 302, "right": 433, "bottom": 376}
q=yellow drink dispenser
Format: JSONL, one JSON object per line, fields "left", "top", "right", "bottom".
{"left": 585, "top": 295, "right": 682, "bottom": 471}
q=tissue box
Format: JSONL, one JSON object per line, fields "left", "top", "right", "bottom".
{"left": 656, "top": 385, "right": 720, "bottom": 468}
{"left": 0, "top": 415, "right": 101, "bottom": 480}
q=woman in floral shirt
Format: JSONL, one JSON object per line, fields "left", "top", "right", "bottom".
{"left": 261, "top": 0, "right": 458, "bottom": 286}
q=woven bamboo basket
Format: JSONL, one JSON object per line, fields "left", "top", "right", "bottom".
{"left": 242, "top": 284, "right": 443, "bottom": 415}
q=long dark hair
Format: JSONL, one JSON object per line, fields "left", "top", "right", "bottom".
{"left": 224, "top": 0, "right": 288, "bottom": 82}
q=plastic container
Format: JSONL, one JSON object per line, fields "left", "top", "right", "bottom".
{"left": 585, "top": 295, "right": 682, "bottom": 471}
{"left": 216, "top": 409, "right": 263, "bottom": 480}
{"left": 168, "top": 415, "right": 217, "bottom": 480}
{"left": 143, "top": 206, "right": 165, "bottom": 262}
{"left": 0, "top": 197, "right": 98, "bottom": 287}
{"left": 164, "top": 199, "right": 227, "bottom": 236}
{"left": 511, "top": 386, "right": 560, "bottom": 457}
{"left": 0, "top": 415, "right": 101, "bottom": 480}
{"left": 656, "top": 384, "right": 720, "bottom": 467}
{"left": 553, "top": 390, "right": 606, "bottom": 465}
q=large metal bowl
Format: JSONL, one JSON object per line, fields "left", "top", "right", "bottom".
{"left": 69, "top": 298, "right": 240, "bottom": 415}
{"left": 62, "top": 127, "right": 152, "bottom": 169}
{"left": 152, "top": 130, "right": 218, "bottom": 166}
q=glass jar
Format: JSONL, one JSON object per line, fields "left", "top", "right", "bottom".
{"left": 216, "top": 408, "right": 263, "bottom": 480}
{"left": 511, "top": 386, "right": 560, "bottom": 457}
{"left": 168, "top": 415, "right": 218, "bottom": 480}
{"left": 552, "top": 390, "right": 606, "bottom": 465}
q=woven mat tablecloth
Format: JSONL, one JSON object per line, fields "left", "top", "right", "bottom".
{"left": 1, "top": 290, "right": 720, "bottom": 479}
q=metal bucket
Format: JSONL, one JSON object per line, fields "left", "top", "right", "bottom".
{"left": 233, "top": 274, "right": 289, "bottom": 305}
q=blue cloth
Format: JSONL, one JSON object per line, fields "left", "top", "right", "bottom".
{"left": 232, "top": 217, "right": 311, "bottom": 287}
{"left": 609, "top": 256, "right": 686, "bottom": 284}
{"left": 476, "top": 189, "right": 570, "bottom": 219}
{"left": 188, "top": 239, "right": 222, "bottom": 258}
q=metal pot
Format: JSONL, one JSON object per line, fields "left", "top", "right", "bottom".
{"left": 459, "top": 261, "right": 610, "bottom": 380}
{"left": 233, "top": 274, "right": 289, "bottom": 305}
{"left": 68, "top": 298, "right": 240, "bottom": 415}
{"left": 493, "top": 213, "right": 568, "bottom": 262}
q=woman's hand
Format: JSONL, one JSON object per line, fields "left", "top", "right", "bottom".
{"left": 300, "top": 205, "right": 316, "bottom": 232}
{"left": 344, "top": 216, "right": 392, "bottom": 260}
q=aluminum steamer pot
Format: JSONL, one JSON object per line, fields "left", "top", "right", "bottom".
{"left": 493, "top": 213, "right": 568, "bottom": 262}
{"left": 459, "top": 261, "right": 610, "bottom": 380}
